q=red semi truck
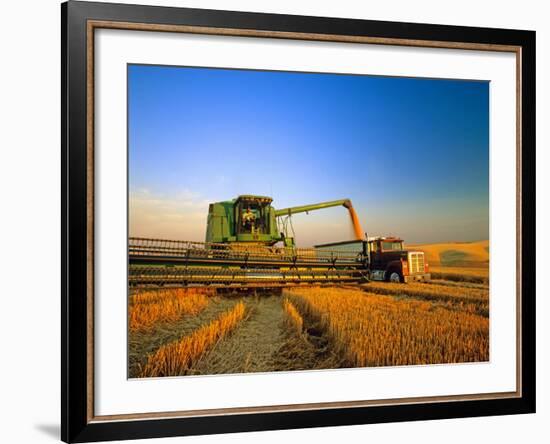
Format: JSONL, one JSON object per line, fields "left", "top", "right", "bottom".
{"left": 315, "top": 236, "right": 430, "bottom": 283}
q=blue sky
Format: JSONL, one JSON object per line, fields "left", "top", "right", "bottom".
{"left": 128, "top": 64, "right": 489, "bottom": 245}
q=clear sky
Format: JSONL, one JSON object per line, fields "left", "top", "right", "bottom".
{"left": 128, "top": 64, "right": 489, "bottom": 246}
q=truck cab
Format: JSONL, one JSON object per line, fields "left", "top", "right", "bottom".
{"left": 314, "top": 237, "right": 430, "bottom": 283}
{"left": 367, "top": 237, "right": 430, "bottom": 283}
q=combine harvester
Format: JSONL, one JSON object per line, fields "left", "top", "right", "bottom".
{"left": 129, "top": 195, "right": 430, "bottom": 288}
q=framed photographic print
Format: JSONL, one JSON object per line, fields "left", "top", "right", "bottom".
{"left": 61, "top": 1, "right": 536, "bottom": 442}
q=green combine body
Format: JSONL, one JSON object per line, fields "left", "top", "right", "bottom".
{"left": 205, "top": 195, "right": 352, "bottom": 247}
{"left": 128, "top": 195, "right": 368, "bottom": 288}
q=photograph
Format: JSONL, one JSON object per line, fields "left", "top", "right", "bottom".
{"left": 127, "top": 64, "right": 490, "bottom": 378}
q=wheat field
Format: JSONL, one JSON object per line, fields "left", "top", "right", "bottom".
{"left": 285, "top": 287, "right": 489, "bottom": 367}
{"left": 365, "top": 281, "right": 489, "bottom": 316}
{"left": 283, "top": 298, "right": 304, "bottom": 334}
{"left": 129, "top": 261, "right": 490, "bottom": 376}
{"left": 139, "top": 301, "right": 246, "bottom": 377}
{"left": 129, "top": 288, "right": 212, "bottom": 332}
{"left": 429, "top": 266, "right": 489, "bottom": 284}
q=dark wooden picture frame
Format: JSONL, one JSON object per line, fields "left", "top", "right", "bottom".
{"left": 62, "top": 1, "right": 536, "bottom": 442}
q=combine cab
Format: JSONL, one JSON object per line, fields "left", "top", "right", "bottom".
{"left": 205, "top": 195, "right": 279, "bottom": 245}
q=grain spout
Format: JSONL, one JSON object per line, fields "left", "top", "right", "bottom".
{"left": 347, "top": 205, "right": 365, "bottom": 240}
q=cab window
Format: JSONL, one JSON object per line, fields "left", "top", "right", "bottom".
{"left": 238, "top": 202, "right": 268, "bottom": 234}
{"left": 381, "top": 241, "right": 403, "bottom": 251}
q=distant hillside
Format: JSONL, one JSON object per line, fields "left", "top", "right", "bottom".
{"left": 407, "top": 240, "right": 489, "bottom": 267}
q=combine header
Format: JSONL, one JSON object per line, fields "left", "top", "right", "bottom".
{"left": 129, "top": 195, "right": 368, "bottom": 288}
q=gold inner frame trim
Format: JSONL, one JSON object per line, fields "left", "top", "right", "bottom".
{"left": 86, "top": 19, "right": 523, "bottom": 423}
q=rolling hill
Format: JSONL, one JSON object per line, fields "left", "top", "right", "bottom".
{"left": 407, "top": 240, "right": 489, "bottom": 267}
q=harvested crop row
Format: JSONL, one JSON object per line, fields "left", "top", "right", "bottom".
{"left": 428, "top": 279, "right": 489, "bottom": 290}
{"left": 365, "top": 281, "right": 488, "bottom": 317}
{"left": 367, "top": 281, "right": 488, "bottom": 301}
{"left": 129, "top": 288, "right": 212, "bottom": 332}
{"left": 430, "top": 266, "right": 489, "bottom": 284}
{"left": 283, "top": 298, "right": 304, "bottom": 334}
{"left": 139, "top": 301, "right": 246, "bottom": 377}
{"left": 285, "top": 287, "right": 488, "bottom": 367}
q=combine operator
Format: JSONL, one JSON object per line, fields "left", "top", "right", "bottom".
{"left": 242, "top": 207, "right": 257, "bottom": 233}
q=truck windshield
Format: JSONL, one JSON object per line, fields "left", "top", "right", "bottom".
{"left": 382, "top": 242, "right": 403, "bottom": 251}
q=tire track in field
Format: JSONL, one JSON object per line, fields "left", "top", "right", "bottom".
{"left": 190, "top": 295, "right": 288, "bottom": 375}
